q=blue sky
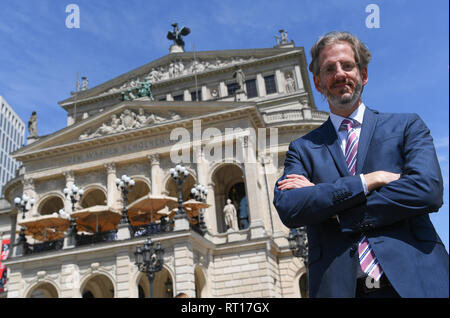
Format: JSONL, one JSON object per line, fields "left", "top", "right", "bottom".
{"left": 0, "top": 0, "right": 448, "bottom": 250}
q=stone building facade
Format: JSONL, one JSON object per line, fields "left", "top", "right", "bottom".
{"left": 0, "top": 36, "right": 328, "bottom": 298}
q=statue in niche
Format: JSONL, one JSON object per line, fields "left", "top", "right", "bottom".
{"left": 28, "top": 111, "right": 38, "bottom": 138}
{"left": 223, "top": 199, "right": 239, "bottom": 232}
{"left": 285, "top": 72, "right": 296, "bottom": 93}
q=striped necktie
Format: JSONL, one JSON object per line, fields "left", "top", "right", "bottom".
{"left": 340, "top": 118, "right": 384, "bottom": 281}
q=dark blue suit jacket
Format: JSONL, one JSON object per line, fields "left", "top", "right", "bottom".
{"left": 273, "top": 107, "right": 449, "bottom": 298}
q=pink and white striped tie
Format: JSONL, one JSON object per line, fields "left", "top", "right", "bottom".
{"left": 341, "top": 119, "right": 383, "bottom": 281}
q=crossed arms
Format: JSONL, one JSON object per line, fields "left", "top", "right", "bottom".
{"left": 273, "top": 114, "right": 443, "bottom": 232}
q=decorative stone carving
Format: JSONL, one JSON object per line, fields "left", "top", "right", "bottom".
{"left": 79, "top": 109, "right": 182, "bottom": 140}
{"left": 101, "top": 57, "right": 256, "bottom": 96}
{"left": 148, "top": 154, "right": 160, "bottom": 166}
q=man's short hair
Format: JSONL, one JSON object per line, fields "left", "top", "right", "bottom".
{"left": 309, "top": 31, "right": 372, "bottom": 76}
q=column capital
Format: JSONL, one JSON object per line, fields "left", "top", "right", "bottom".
{"left": 147, "top": 154, "right": 160, "bottom": 166}
{"left": 104, "top": 162, "right": 116, "bottom": 174}
{"left": 63, "top": 170, "right": 75, "bottom": 182}
{"left": 21, "top": 177, "right": 34, "bottom": 191}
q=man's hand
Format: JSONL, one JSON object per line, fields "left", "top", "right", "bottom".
{"left": 277, "top": 174, "right": 315, "bottom": 190}
{"left": 363, "top": 171, "right": 401, "bottom": 192}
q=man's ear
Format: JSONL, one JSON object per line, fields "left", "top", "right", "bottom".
{"left": 361, "top": 67, "right": 368, "bottom": 86}
{"left": 313, "top": 75, "right": 323, "bottom": 93}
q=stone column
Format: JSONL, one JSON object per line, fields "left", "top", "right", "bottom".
{"left": 183, "top": 89, "right": 191, "bottom": 101}
{"left": 173, "top": 241, "right": 196, "bottom": 297}
{"left": 241, "top": 136, "right": 267, "bottom": 238}
{"left": 219, "top": 82, "right": 227, "bottom": 97}
{"left": 194, "top": 144, "right": 218, "bottom": 234}
{"left": 148, "top": 154, "right": 161, "bottom": 195}
{"left": 104, "top": 163, "right": 120, "bottom": 209}
{"left": 60, "top": 263, "right": 81, "bottom": 297}
{"left": 260, "top": 153, "right": 285, "bottom": 237}
{"left": 202, "top": 182, "right": 217, "bottom": 234}
{"left": 275, "top": 69, "right": 285, "bottom": 94}
{"left": 201, "top": 85, "right": 208, "bottom": 101}
{"left": 6, "top": 270, "right": 22, "bottom": 298}
{"left": 256, "top": 73, "right": 266, "bottom": 97}
{"left": 294, "top": 65, "right": 304, "bottom": 91}
{"left": 115, "top": 250, "right": 132, "bottom": 298}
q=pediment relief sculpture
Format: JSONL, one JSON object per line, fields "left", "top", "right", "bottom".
{"left": 101, "top": 56, "right": 256, "bottom": 96}
{"left": 79, "top": 109, "right": 181, "bottom": 140}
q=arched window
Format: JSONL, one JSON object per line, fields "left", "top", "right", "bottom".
{"left": 165, "top": 173, "right": 196, "bottom": 201}
{"left": 38, "top": 196, "right": 64, "bottom": 215}
{"left": 80, "top": 188, "right": 107, "bottom": 208}
{"left": 126, "top": 179, "right": 150, "bottom": 204}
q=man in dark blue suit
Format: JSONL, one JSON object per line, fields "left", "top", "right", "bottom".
{"left": 273, "top": 31, "right": 449, "bottom": 298}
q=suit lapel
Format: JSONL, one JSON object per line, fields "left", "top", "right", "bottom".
{"left": 356, "top": 107, "right": 378, "bottom": 174}
{"left": 321, "top": 118, "right": 350, "bottom": 177}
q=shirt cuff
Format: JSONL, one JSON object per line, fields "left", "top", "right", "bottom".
{"left": 360, "top": 173, "right": 369, "bottom": 195}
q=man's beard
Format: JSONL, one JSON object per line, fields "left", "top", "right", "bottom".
{"left": 321, "top": 79, "right": 363, "bottom": 111}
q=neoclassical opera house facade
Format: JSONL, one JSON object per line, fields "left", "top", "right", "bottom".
{"left": 0, "top": 31, "right": 328, "bottom": 298}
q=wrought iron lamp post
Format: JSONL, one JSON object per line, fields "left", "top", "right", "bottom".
{"left": 116, "top": 175, "right": 135, "bottom": 224}
{"left": 13, "top": 194, "right": 35, "bottom": 254}
{"left": 169, "top": 165, "right": 189, "bottom": 217}
{"left": 190, "top": 184, "right": 208, "bottom": 234}
{"left": 288, "top": 226, "right": 308, "bottom": 266}
{"left": 134, "top": 237, "right": 164, "bottom": 298}
{"left": 63, "top": 184, "right": 84, "bottom": 237}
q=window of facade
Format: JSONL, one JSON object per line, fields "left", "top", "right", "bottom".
{"left": 227, "top": 82, "right": 240, "bottom": 96}
{"left": 264, "top": 74, "right": 277, "bottom": 94}
{"left": 245, "top": 79, "right": 258, "bottom": 98}
{"left": 173, "top": 94, "right": 184, "bottom": 101}
{"left": 190, "top": 90, "right": 202, "bottom": 101}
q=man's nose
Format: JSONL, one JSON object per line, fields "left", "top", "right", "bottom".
{"left": 334, "top": 63, "right": 346, "bottom": 79}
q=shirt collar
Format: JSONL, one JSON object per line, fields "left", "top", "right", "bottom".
{"left": 329, "top": 103, "right": 366, "bottom": 132}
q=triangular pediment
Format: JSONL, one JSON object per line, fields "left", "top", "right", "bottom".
{"left": 13, "top": 100, "right": 263, "bottom": 161}
{"left": 59, "top": 47, "right": 305, "bottom": 107}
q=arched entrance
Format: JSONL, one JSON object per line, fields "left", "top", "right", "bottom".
{"left": 27, "top": 282, "right": 59, "bottom": 298}
{"left": 137, "top": 267, "right": 173, "bottom": 298}
{"left": 299, "top": 273, "right": 309, "bottom": 298}
{"left": 81, "top": 274, "right": 115, "bottom": 298}
{"left": 195, "top": 266, "right": 207, "bottom": 298}
{"left": 211, "top": 164, "right": 248, "bottom": 232}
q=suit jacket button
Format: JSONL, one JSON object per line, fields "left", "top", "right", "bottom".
{"left": 350, "top": 246, "right": 356, "bottom": 256}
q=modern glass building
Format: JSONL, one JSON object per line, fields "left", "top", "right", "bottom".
{"left": 0, "top": 96, "right": 25, "bottom": 197}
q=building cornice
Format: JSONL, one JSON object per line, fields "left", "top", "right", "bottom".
{"left": 59, "top": 49, "right": 306, "bottom": 110}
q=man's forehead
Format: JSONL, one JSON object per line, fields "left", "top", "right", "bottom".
{"left": 319, "top": 41, "right": 356, "bottom": 65}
